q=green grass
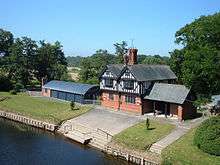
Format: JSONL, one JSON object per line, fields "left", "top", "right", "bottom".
{"left": 0, "top": 92, "right": 92, "bottom": 124}
{"left": 162, "top": 128, "right": 220, "bottom": 165}
{"left": 113, "top": 120, "right": 175, "bottom": 151}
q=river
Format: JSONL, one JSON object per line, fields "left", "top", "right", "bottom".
{"left": 0, "top": 118, "right": 131, "bottom": 165}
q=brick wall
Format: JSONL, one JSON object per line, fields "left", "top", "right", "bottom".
{"left": 101, "top": 91, "right": 120, "bottom": 110}
{"left": 101, "top": 91, "right": 143, "bottom": 114}
{"left": 42, "top": 88, "right": 51, "bottom": 97}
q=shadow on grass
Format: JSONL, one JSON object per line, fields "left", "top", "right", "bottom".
{"left": 147, "top": 127, "right": 156, "bottom": 130}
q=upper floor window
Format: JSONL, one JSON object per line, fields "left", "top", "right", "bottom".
{"left": 105, "top": 78, "right": 113, "bottom": 87}
{"left": 125, "top": 95, "right": 136, "bottom": 104}
{"left": 124, "top": 80, "right": 134, "bottom": 90}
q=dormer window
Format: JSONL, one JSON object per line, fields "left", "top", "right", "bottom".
{"left": 105, "top": 78, "right": 113, "bottom": 87}
{"left": 124, "top": 80, "right": 134, "bottom": 90}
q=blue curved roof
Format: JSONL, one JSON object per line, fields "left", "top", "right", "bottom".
{"left": 43, "top": 80, "right": 99, "bottom": 95}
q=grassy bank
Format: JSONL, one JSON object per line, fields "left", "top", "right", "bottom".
{"left": 162, "top": 128, "right": 220, "bottom": 165}
{"left": 113, "top": 120, "right": 174, "bottom": 151}
{"left": 0, "top": 92, "right": 92, "bottom": 124}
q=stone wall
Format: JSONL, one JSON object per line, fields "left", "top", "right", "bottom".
{"left": 0, "top": 110, "right": 57, "bottom": 132}
{"left": 105, "top": 146, "right": 159, "bottom": 165}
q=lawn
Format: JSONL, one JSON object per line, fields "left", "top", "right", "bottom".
{"left": 112, "top": 120, "right": 175, "bottom": 151}
{"left": 162, "top": 128, "right": 220, "bottom": 165}
{"left": 0, "top": 92, "right": 92, "bottom": 124}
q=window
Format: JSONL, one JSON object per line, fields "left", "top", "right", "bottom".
{"left": 125, "top": 95, "right": 136, "bottom": 104}
{"left": 125, "top": 72, "right": 130, "bottom": 77}
{"left": 109, "top": 93, "right": 114, "bottom": 100}
{"left": 45, "top": 88, "right": 48, "bottom": 93}
{"left": 105, "top": 78, "right": 113, "bottom": 87}
{"left": 106, "top": 71, "right": 110, "bottom": 75}
{"left": 124, "top": 80, "right": 134, "bottom": 90}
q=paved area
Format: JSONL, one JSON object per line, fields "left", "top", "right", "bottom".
{"left": 66, "top": 106, "right": 143, "bottom": 135}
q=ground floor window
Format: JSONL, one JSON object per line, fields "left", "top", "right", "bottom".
{"left": 109, "top": 93, "right": 114, "bottom": 100}
{"left": 125, "top": 95, "right": 136, "bottom": 104}
{"left": 45, "top": 88, "right": 48, "bottom": 93}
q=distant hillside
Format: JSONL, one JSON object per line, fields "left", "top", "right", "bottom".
{"left": 66, "top": 56, "right": 83, "bottom": 67}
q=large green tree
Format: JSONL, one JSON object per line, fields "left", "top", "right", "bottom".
{"left": 6, "top": 37, "right": 37, "bottom": 86}
{"left": 114, "top": 41, "right": 128, "bottom": 63}
{"left": 34, "top": 41, "right": 68, "bottom": 82}
{"left": 170, "top": 12, "right": 220, "bottom": 97}
{"left": 79, "top": 49, "right": 116, "bottom": 84}
{"left": 0, "top": 29, "right": 14, "bottom": 57}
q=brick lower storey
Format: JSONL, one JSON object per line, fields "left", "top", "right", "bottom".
{"left": 101, "top": 91, "right": 196, "bottom": 120}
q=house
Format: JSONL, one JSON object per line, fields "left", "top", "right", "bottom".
{"left": 42, "top": 80, "right": 99, "bottom": 104}
{"left": 99, "top": 48, "right": 196, "bottom": 120}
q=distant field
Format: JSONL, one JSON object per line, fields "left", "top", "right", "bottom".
{"left": 0, "top": 92, "right": 92, "bottom": 124}
{"left": 162, "top": 128, "right": 220, "bottom": 165}
{"left": 67, "top": 67, "right": 80, "bottom": 81}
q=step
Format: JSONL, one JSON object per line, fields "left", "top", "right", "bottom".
{"left": 64, "top": 130, "right": 92, "bottom": 144}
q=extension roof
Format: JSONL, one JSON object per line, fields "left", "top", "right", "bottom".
{"left": 43, "top": 80, "right": 99, "bottom": 95}
{"left": 145, "top": 83, "right": 190, "bottom": 104}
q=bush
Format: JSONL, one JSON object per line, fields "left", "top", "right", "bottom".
{"left": 0, "top": 74, "right": 13, "bottom": 91}
{"left": 146, "top": 118, "right": 150, "bottom": 130}
{"left": 14, "top": 82, "right": 24, "bottom": 92}
{"left": 10, "top": 90, "right": 17, "bottom": 95}
{"left": 70, "top": 101, "right": 75, "bottom": 110}
{"left": 194, "top": 117, "right": 220, "bottom": 156}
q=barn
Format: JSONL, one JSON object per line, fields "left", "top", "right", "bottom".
{"left": 42, "top": 80, "right": 99, "bottom": 104}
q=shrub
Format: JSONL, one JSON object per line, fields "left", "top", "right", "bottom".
{"left": 14, "top": 82, "right": 24, "bottom": 92}
{"left": 0, "top": 74, "right": 13, "bottom": 91}
{"left": 194, "top": 117, "right": 220, "bottom": 156}
{"left": 10, "top": 90, "right": 17, "bottom": 95}
{"left": 70, "top": 101, "right": 75, "bottom": 110}
{"left": 146, "top": 118, "right": 150, "bottom": 130}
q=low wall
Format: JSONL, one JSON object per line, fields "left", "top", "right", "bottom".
{"left": 105, "top": 146, "right": 159, "bottom": 165}
{"left": 0, "top": 110, "right": 58, "bottom": 132}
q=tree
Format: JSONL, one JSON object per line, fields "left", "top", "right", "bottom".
{"left": 6, "top": 37, "right": 37, "bottom": 86}
{"left": 114, "top": 41, "right": 128, "bottom": 63}
{"left": 34, "top": 41, "right": 68, "bottom": 82}
{"left": 0, "top": 29, "right": 14, "bottom": 57}
{"left": 79, "top": 49, "right": 116, "bottom": 84}
{"left": 169, "top": 12, "right": 220, "bottom": 97}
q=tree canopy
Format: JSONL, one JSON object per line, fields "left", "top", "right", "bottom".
{"left": 169, "top": 12, "right": 220, "bottom": 97}
{"left": 0, "top": 28, "right": 68, "bottom": 88}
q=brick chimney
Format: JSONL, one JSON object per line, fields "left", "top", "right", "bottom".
{"left": 128, "top": 48, "right": 138, "bottom": 65}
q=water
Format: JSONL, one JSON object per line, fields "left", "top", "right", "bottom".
{"left": 0, "top": 118, "right": 130, "bottom": 165}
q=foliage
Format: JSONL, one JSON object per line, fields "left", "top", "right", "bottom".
{"left": 0, "top": 72, "right": 13, "bottom": 91}
{"left": 9, "top": 90, "right": 17, "bottom": 95}
{"left": 146, "top": 118, "right": 150, "bottom": 130}
{"left": 141, "top": 55, "right": 169, "bottom": 65}
{"left": 194, "top": 117, "right": 220, "bottom": 156}
{"left": 66, "top": 56, "right": 83, "bottom": 67}
{"left": 169, "top": 12, "right": 220, "bottom": 97}
{"left": 34, "top": 41, "right": 68, "bottom": 82}
{"left": 79, "top": 49, "right": 116, "bottom": 84}
{"left": 114, "top": 41, "right": 128, "bottom": 63}
{"left": 193, "top": 97, "right": 210, "bottom": 108}
{"left": 0, "top": 29, "right": 14, "bottom": 57}
{"left": 0, "top": 92, "right": 92, "bottom": 124}
{"left": 14, "top": 82, "right": 24, "bottom": 92}
{"left": 0, "top": 29, "right": 68, "bottom": 87}
{"left": 70, "top": 101, "right": 75, "bottom": 110}
{"left": 162, "top": 128, "right": 220, "bottom": 165}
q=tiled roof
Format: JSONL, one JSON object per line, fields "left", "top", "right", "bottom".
{"left": 106, "top": 64, "right": 124, "bottom": 78}
{"left": 127, "top": 65, "right": 177, "bottom": 81}
{"left": 145, "top": 83, "right": 190, "bottom": 104}
{"left": 43, "top": 80, "right": 99, "bottom": 95}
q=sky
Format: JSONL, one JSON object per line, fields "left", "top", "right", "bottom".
{"left": 0, "top": 0, "right": 220, "bottom": 57}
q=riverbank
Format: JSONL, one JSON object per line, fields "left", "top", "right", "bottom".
{"left": 0, "top": 92, "right": 92, "bottom": 124}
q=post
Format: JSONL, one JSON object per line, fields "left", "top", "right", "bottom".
{"left": 165, "top": 103, "right": 167, "bottom": 118}
{"left": 153, "top": 102, "right": 156, "bottom": 116}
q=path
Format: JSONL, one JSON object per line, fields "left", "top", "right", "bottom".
{"left": 150, "top": 116, "right": 207, "bottom": 154}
